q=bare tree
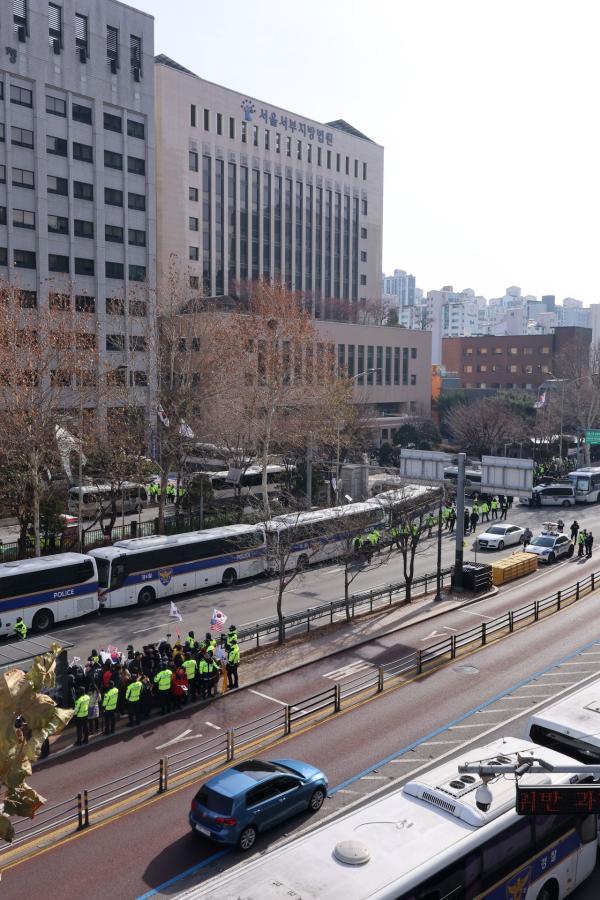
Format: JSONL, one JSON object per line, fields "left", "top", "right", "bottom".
{"left": 445, "top": 398, "right": 528, "bottom": 458}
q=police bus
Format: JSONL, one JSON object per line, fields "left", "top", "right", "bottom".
{"left": 89, "top": 524, "right": 266, "bottom": 608}
{"left": 0, "top": 553, "right": 99, "bottom": 635}
{"left": 527, "top": 675, "right": 600, "bottom": 764}
{"left": 186, "top": 736, "right": 598, "bottom": 900}
{"left": 567, "top": 466, "right": 600, "bottom": 503}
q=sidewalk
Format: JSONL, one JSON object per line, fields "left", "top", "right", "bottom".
{"left": 42, "top": 584, "right": 493, "bottom": 761}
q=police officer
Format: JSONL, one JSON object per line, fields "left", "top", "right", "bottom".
{"left": 226, "top": 625, "right": 238, "bottom": 649}
{"left": 14, "top": 617, "right": 27, "bottom": 640}
{"left": 578, "top": 530, "right": 586, "bottom": 558}
{"left": 154, "top": 663, "right": 173, "bottom": 714}
{"left": 585, "top": 530, "right": 594, "bottom": 559}
{"left": 185, "top": 630, "right": 196, "bottom": 651}
{"left": 570, "top": 520, "right": 579, "bottom": 542}
{"left": 425, "top": 513, "right": 435, "bottom": 538}
{"left": 74, "top": 687, "right": 90, "bottom": 745}
{"left": 102, "top": 680, "right": 119, "bottom": 734}
{"left": 182, "top": 653, "right": 198, "bottom": 702}
{"left": 480, "top": 500, "right": 489, "bottom": 523}
{"left": 227, "top": 640, "right": 240, "bottom": 689}
{"left": 203, "top": 632, "right": 217, "bottom": 655}
{"left": 390, "top": 524, "right": 401, "bottom": 549}
{"left": 125, "top": 675, "right": 144, "bottom": 726}
{"left": 198, "top": 653, "right": 210, "bottom": 700}
{"left": 490, "top": 497, "right": 499, "bottom": 520}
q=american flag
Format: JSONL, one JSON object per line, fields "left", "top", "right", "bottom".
{"left": 210, "top": 608, "right": 227, "bottom": 632}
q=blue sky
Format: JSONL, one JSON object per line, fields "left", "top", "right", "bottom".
{"left": 135, "top": 0, "right": 600, "bottom": 304}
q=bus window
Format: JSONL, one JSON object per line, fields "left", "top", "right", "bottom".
{"left": 110, "top": 558, "right": 127, "bottom": 590}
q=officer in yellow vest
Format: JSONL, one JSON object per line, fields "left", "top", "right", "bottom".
{"left": 125, "top": 676, "right": 144, "bottom": 726}
{"left": 74, "top": 687, "right": 90, "bottom": 745}
{"left": 154, "top": 663, "right": 173, "bottom": 714}
{"left": 203, "top": 632, "right": 217, "bottom": 654}
{"left": 102, "top": 680, "right": 120, "bottom": 734}
{"left": 182, "top": 654, "right": 198, "bottom": 702}
{"left": 227, "top": 641, "right": 240, "bottom": 689}
{"left": 186, "top": 631, "right": 196, "bottom": 651}
{"left": 226, "top": 625, "right": 238, "bottom": 649}
{"left": 14, "top": 617, "right": 27, "bottom": 640}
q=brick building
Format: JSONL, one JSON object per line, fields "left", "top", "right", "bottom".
{"left": 442, "top": 327, "right": 592, "bottom": 392}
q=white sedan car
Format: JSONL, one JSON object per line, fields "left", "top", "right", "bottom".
{"left": 477, "top": 523, "right": 525, "bottom": 551}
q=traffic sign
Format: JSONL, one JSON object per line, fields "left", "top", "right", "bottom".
{"left": 517, "top": 784, "right": 600, "bottom": 815}
{"left": 585, "top": 430, "right": 600, "bottom": 445}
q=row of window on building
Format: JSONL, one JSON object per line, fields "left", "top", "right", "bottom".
{"left": 190, "top": 105, "right": 368, "bottom": 178}
{"left": 187, "top": 156, "right": 368, "bottom": 298}
{"left": 2, "top": 291, "right": 149, "bottom": 317}
{"left": 0, "top": 248, "right": 146, "bottom": 280}
{"left": 46, "top": 94, "right": 146, "bottom": 139}
{"left": 0, "top": 207, "right": 145, "bottom": 246}
{"left": 464, "top": 382, "right": 538, "bottom": 391}
{"left": 0, "top": 164, "right": 146, "bottom": 208}
{"left": 0, "top": 128, "right": 146, "bottom": 174}
{"left": 13, "top": 0, "right": 143, "bottom": 79}
{"left": 463, "top": 364, "right": 551, "bottom": 375}
{"left": 462, "top": 345, "right": 551, "bottom": 356}
{"left": 338, "top": 344, "right": 418, "bottom": 387}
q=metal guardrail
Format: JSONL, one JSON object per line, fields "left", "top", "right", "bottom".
{"left": 237, "top": 565, "right": 454, "bottom": 647}
{"left": 2, "top": 567, "right": 599, "bottom": 854}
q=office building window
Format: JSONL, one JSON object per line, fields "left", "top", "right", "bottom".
{"left": 12, "top": 167, "right": 35, "bottom": 189}
{"left": 74, "top": 219, "right": 94, "bottom": 238}
{"left": 129, "top": 265, "right": 146, "bottom": 282}
{"left": 105, "top": 187, "right": 123, "bottom": 206}
{"left": 203, "top": 108, "right": 210, "bottom": 131}
{"left": 314, "top": 185, "right": 322, "bottom": 305}
{"left": 130, "top": 34, "right": 142, "bottom": 78}
{"left": 189, "top": 275, "right": 199, "bottom": 290}
{"left": 128, "top": 191, "right": 145, "bottom": 210}
{"left": 357, "top": 346, "right": 365, "bottom": 384}
{"left": 305, "top": 183, "right": 312, "bottom": 292}
{"left": 48, "top": 253, "right": 69, "bottom": 273}
{"left": 190, "top": 104, "right": 196, "bottom": 127}
{"left": 202, "top": 163, "right": 212, "bottom": 289}
{"left": 130, "top": 335, "right": 146, "bottom": 352}
{"left": 75, "top": 13, "right": 88, "bottom": 60}
{"left": 216, "top": 112, "right": 222, "bottom": 135}
{"left": 297, "top": 140, "right": 302, "bottom": 160}
{"left": 360, "top": 250, "right": 367, "bottom": 262}
{"left": 72, "top": 103, "right": 92, "bottom": 124}
{"left": 403, "top": 348, "right": 409, "bottom": 385}
{"left": 73, "top": 142, "right": 93, "bottom": 162}
{"left": 19, "top": 291, "right": 36, "bottom": 309}
{"left": 286, "top": 135, "right": 291, "bottom": 157}
{"left": 317, "top": 146, "right": 321, "bottom": 166}
{"left": 326, "top": 150, "right": 331, "bottom": 169}
{"left": 130, "top": 300, "right": 147, "bottom": 317}
{"left": 127, "top": 119, "right": 144, "bottom": 139}
{"left": 13, "top": 208, "right": 35, "bottom": 229}
{"left": 106, "top": 334, "right": 125, "bottom": 351}
{"left": 46, "top": 94, "right": 66, "bottom": 116}
{"left": 14, "top": 0, "right": 28, "bottom": 38}
{"left": 347, "top": 344, "right": 355, "bottom": 377}
{"left": 367, "top": 346, "right": 374, "bottom": 383}
{"left": 294, "top": 180, "right": 302, "bottom": 290}
{"left": 324, "top": 189, "right": 332, "bottom": 298}
{"left": 48, "top": 176, "right": 68, "bottom": 196}
{"left": 0, "top": 207, "right": 5, "bottom": 225}
{"left": 410, "top": 373, "right": 416, "bottom": 386}
{"left": 49, "top": 293, "right": 70, "bottom": 310}
{"left": 363, "top": 162, "right": 367, "bottom": 180}
{"left": 128, "top": 228, "right": 146, "bottom": 246}
{"left": 105, "top": 150, "right": 122, "bottom": 169}
{"left": 10, "top": 84, "right": 32, "bottom": 107}
{"left": 11, "top": 126, "right": 33, "bottom": 148}
{"left": 229, "top": 117, "right": 235, "bottom": 139}
{"left": 48, "top": 214, "right": 68, "bottom": 234}
{"left": 228, "top": 161, "right": 237, "bottom": 287}
{"left": 343, "top": 195, "right": 350, "bottom": 299}
{"left": 47, "top": 135, "right": 67, "bottom": 156}
{"left": 345, "top": 156, "right": 349, "bottom": 175}
{"left": 334, "top": 192, "right": 341, "bottom": 298}
{"left": 362, "top": 199, "right": 368, "bottom": 215}
{"left": 189, "top": 246, "right": 199, "bottom": 261}
{"left": 215, "top": 158, "right": 224, "bottom": 293}
{"left": 275, "top": 132, "right": 281, "bottom": 153}
{"left": 106, "top": 297, "right": 125, "bottom": 315}
{"left": 252, "top": 169, "right": 260, "bottom": 280}
{"left": 74, "top": 180, "right": 93, "bottom": 200}
{"left": 336, "top": 153, "right": 340, "bottom": 172}
{"left": 104, "top": 112, "right": 122, "bottom": 132}
{"left": 188, "top": 187, "right": 199, "bottom": 204}
{"left": 75, "top": 294, "right": 94, "bottom": 312}
{"left": 106, "top": 25, "right": 119, "bottom": 72}
{"left": 105, "top": 261, "right": 124, "bottom": 279}
{"left": 105, "top": 224, "right": 123, "bottom": 243}
{"left": 385, "top": 347, "right": 392, "bottom": 385}
{"left": 127, "top": 156, "right": 145, "bottom": 176}
{"left": 253, "top": 125, "right": 259, "bottom": 147}
{"left": 411, "top": 347, "right": 417, "bottom": 359}
{"left": 0, "top": 248, "right": 7, "bottom": 266}
{"left": 360, "top": 274, "right": 367, "bottom": 285}
{"left": 376, "top": 347, "right": 383, "bottom": 384}
{"left": 189, "top": 150, "right": 199, "bottom": 172}
{"left": 0, "top": 166, "right": 6, "bottom": 185}
{"left": 189, "top": 216, "right": 199, "bottom": 231}
{"left": 240, "top": 165, "right": 249, "bottom": 282}
{"left": 264, "top": 129, "right": 270, "bottom": 150}
{"left": 75, "top": 257, "right": 94, "bottom": 276}
{"left": 263, "top": 171, "right": 271, "bottom": 280}
{"left": 394, "top": 347, "right": 400, "bottom": 385}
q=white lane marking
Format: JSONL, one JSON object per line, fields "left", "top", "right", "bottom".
{"left": 444, "top": 626, "right": 459, "bottom": 632}
{"left": 419, "top": 740, "right": 461, "bottom": 745}
{"left": 560, "top": 661, "right": 598, "bottom": 666}
{"left": 249, "top": 689, "right": 301, "bottom": 712}
{"left": 476, "top": 708, "right": 514, "bottom": 714}
{"left": 504, "top": 695, "right": 545, "bottom": 699}
{"left": 460, "top": 610, "right": 494, "bottom": 620}
{"left": 205, "top": 721, "right": 221, "bottom": 730}
{"left": 421, "top": 629, "right": 448, "bottom": 641}
{"left": 322, "top": 660, "right": 373, "bottom": 680}
{"left": 389, "top": 757, "right": 429, "bottom": 763}
{"left": 133, "top": 623, "right": 168, "bottom": 635}
{"left": 336, "top": 789, "right": 361, "bottom": 794}
{"left": 450, "top": 723, "right": 487, "bottom": 728}
{"left": 155, "top": 728, "right": 194, "bottom": 750}
{"left": 361, "top": 775, "right": 387, "bottom": 780}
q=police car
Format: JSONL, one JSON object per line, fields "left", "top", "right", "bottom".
{"left": 523, "top": 523, "right": 574, "bottom": 564}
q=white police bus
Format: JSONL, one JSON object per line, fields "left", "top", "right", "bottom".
{"left": 528, "top": 675, "right": 600, "bottom": 764}
{"left": 90, "top": 524, "right": 266, "bottom": 608}
{"left": 0, "top": 553, "right": 99, "bottom": 635}
{"left": 186, "top": 736, "right": 598, "bottom": 900}
{"left": 567, "top": 466, "right": 600, "bottom": 503}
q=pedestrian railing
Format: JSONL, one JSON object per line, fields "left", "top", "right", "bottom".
{"left": 237, "top": 566, "right": 454, "bottom": 648}
{"left": 2, "top": 567, "right": 599, "bottom": 856}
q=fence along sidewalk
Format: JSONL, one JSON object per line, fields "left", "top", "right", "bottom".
{"left": 2, "top": 566, "right": 598, "bottom": 857}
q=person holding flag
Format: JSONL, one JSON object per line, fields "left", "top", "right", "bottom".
{"left": 210, "top": 608, "right": 227, "bottom": 633}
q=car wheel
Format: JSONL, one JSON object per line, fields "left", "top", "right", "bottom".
{"left": 535, "top": 879, "right": 559, "bottom": 900}
{"left": 309, "top": 787, "right": 326, "bottom": 812}
{"left": 567, "top": 544, "right": 574, "bottom": 558}
{"left": 238, "top": 824, "right": 257, "bottom": 851}
{"left": 562, "top": 499, "right": 571, "bottom": 507}
{"left": 32, "top": 608, "right": 54, "bottom": 632}
{"left": 498, "top": 540, "right": 504, "bottom": 550}
{"left": 222, "top": 568, "right": 237, "bottom": 587}
{"left": 548, "top": 552, "right": 556, "bottom": 564}
{"left": 137, "top": 586, "right": 155, "bottom": 606}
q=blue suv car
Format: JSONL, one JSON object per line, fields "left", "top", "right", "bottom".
{"left": 189, "top": 758, "right": 328, "bottom": 851}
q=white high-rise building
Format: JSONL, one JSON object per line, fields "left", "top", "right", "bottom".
{"left": 382, "top": 268, "right": 416, "bottom": 307}
{"left": 0, "top": 0, "right": 156, "bottom": 422}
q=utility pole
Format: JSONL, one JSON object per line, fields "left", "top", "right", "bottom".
{"left": 454, "top": 452, "right": 466, "bottom": 589}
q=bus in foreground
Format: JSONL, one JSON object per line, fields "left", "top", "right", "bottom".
{"left": 90, "top": 524, "right": 266, "bottom": 608}
{"left": 528, "top": 675, "right": 600, "bottom": 764}
{"left": 567, "top": 466, "right": 600, "bottom": 503}
{"left": 0, "top": 553, "right": 99, "bottom": 634}
{"left": 184, "top": 736, "right": 597, "bottom": 900}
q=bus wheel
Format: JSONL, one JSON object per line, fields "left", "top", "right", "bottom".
{"left": 137, "top": 586, "right": 155, "bottom": 606}
{"left": 222, "top": 568, "right": 237, "bottom": 587}
{"left": 535, "top": 880, "right": 558, "bottom": 900}
{"left": 32, "top": 609, "right": 54, "bottom": 632}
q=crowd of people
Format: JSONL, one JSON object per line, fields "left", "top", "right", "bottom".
{"left": 69, "top": 626, "right": 241, "bottom": 746}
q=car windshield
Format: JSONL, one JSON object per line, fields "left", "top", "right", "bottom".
{"left": 486, "top": 527, "right": 506, "bottom": 535}
{"left": 531, "top": 536, "right": 555, "bottom": 548}
{"left": 95, "top": 557, "right": 110, "bottom": 588}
